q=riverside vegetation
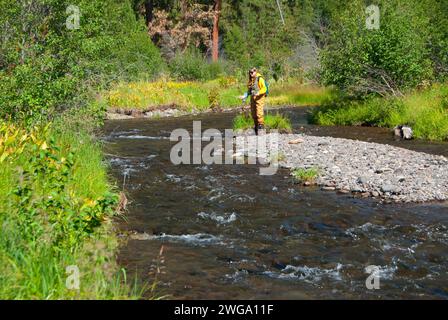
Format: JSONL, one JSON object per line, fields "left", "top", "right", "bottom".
{"left": 0, "top": 114, "right": 142, "bottom": 299}
{"left": 312, "top": 84, "right": 448, "bottom": 141}
{"left": 1, "top": 0, "right": 448, "bottom": 299}
{"left": 106, "top": 79, "right": 333, "bottom": 113}
{"left": 0, "top": 0, "right": 163, "bottom": 299}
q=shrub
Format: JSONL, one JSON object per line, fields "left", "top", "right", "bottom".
{"left": 113, "top": 30, "right": 166, "bottom": 81}
{"left": 0, "top": 120, "right": 142, "bottom": 299}
{"left": 0, "top": 122, "right": 118, "bottom": 249}
{"left": 208, "top": 87, "right": 220, "bottom": 110}
{"left": 168, "top": 48, "right": 229, "bottom": 81}
{"left": 320, "top": 0, "right": 433, "bottom": 96}
{"left": 0, "top": 0, "right": 164, "bottom": 122}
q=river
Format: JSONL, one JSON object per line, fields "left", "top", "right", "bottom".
{"left": 103, "top": 107, "right": 448, "bottom": 299}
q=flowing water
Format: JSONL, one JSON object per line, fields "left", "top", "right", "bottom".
{"left": 103, "top": 108, "right": 448, "bottom": 299}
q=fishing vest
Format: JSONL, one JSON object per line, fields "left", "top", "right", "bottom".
{"left": 249, "top": 77, "right": 262, "bottom": 95}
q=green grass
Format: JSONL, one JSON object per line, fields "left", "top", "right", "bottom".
{"left": 232, "top": 113, "right": 292, "bottom": 132}
{"left": 0, "top": 109, "right": 143, "bottom": 299}
{"left": 269, "top": 82, "right": 337, "bottom": 107}
{"left": 311, "top": 84, "right": 448, "bottom": 141}
{"left": 291, "top": 167, "right": 320, "bottom": 184}
{"left": 106, "top": 78, "right": 334, "bottom": 112}
{"left": 107, "top": 77, "right": 242, "bottom": 112}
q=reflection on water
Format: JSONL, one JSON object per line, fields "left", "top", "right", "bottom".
{"left": 103, "top": 108, "right": 448, "bottom": 299}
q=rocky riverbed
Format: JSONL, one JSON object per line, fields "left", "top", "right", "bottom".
{"left": 106, "top": 106, "right": 237, "bottom": 120}
{"left": 236, "top": 132, "right": 448, "bottom": 203}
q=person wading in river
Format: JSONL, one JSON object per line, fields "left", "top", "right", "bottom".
{"left": 241, "top": 67, "right": 268, "bottom": 135}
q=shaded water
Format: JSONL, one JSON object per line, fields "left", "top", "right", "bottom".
{"left": 103, "top": 108, "right": 448, "bottom": 299}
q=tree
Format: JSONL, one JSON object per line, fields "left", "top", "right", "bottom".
{"left": 148, "top": 3, "right": 214, "bottom": 59}
{"left": 212, "top": 0, "right": 221, "bottom": 61}
{"left": 221, "top": 0, "right": 301, "bottom": 78}
{"left": 145, "top": 0, "right": 154, "bottom": 25}
{"left": 319, "top": 0, "right": 433, "bottom": 97}
{"left": 0, "top": 0, "right": 164, "bottom": 121}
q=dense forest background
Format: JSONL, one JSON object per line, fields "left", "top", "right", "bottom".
{"left": 1, "top": 0, "right": 447, "bottom": 122}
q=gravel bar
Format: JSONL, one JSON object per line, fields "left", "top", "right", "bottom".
{"left": 237, "top": 133, "right": 448, "bottom": 203}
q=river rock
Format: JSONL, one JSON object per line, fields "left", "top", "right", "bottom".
{"left": 393, "top": 125, "right": 413, "bottom": 140}
{"left": 402, "top": 126, "right": 413, "bottom": 140}
{"left": 381, "top": 184, "right": 396, "bottom": 194}
{"left": 106, "top": 112, "right": 134, "bottom": 120}
{"left": 288, "top": 138, "right": 304, "bottom": 144}
{"left": 357, "top": 176, "right": 369, "bottom": 185}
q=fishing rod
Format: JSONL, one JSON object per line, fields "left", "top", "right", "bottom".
{"left": 275, "top": 0, "right": 285, "bottom": 26}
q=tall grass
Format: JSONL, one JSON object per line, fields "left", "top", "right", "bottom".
{"left": 268, "top": 83, "right": 337, "bottom": 107}
{"left": 312, "top": 84, "right": 448, "bottom": 141}
{"left": 0, "top": 111, "right": 142, "bottom": 299}
{"left": 107, "top": 77, "right": 241, "bottom": 112}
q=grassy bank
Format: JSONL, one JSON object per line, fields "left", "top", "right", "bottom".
{"left": 311, "top": 84, "right": 448, "bottom": 141}
{"left": 106, "top": 78, "right": 333, "bottom": 112}
{"left": 0, "top": 110, "right": 140, "bottom": 299}
{"left": 268, "top": 83, "right": 336, "bottom": 107}
{"left": 107, "top": 78, "right": 448, "bottom": 141}
{"left": 107, "top": 77, "right": 241, "bottom": 112}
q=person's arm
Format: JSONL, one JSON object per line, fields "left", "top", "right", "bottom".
{"left": 241, "top": 86, "right": 252, "bottom": 101}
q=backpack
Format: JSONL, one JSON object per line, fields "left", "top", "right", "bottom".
{"left": 257, "top": 76, "right": 269, "bottom": 96}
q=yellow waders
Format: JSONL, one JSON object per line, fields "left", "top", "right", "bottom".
{"left": 250, "top": 94, "right": 266, "bottom": 126}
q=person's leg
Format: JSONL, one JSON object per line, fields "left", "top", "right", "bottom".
{"left": 255, "top": 95, "right": 265, "bottom": 127}
{"left": 250, "top": 98, "right": 258, "bottom": 134}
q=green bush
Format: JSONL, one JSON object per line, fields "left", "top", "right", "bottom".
{"left": 113, "top": 29, "right": 166, "bottom": 81}
{"left": 221, "top": 0, "right": 302, "bottom": 79}
{"left": 0, "top": 0, "right": 164, "bottom": 122}
{"left": 311, "top": 84, "right": 448, "bottom": 141}
{"left": 423, "top": 0, "right": 448, "bottom": 80}
{"left": 320, "top": 0, "right": 433, "bottom": 96}
{"left": 0, "top": 120, "right": 141, "bottom": 299}
{"left": 168, "top": 48, "right": 229, "bottom": 81}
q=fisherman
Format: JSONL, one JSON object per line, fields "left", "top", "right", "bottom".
{"left": 241, "top": 67, "right": 268, "bottom": 135}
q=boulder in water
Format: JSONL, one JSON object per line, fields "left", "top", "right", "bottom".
{"left": 393, "top": 125, "right": 413, "bottom": 140}
{"left": 402, "top": 126, "right": 413, "bottom": 140}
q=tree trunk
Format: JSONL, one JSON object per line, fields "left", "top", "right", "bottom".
{"left": 144, "top": 0, "right": 154, "bottom": 26}
{"left": 212, "top": 0, "right": 221, "bottom": 62}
